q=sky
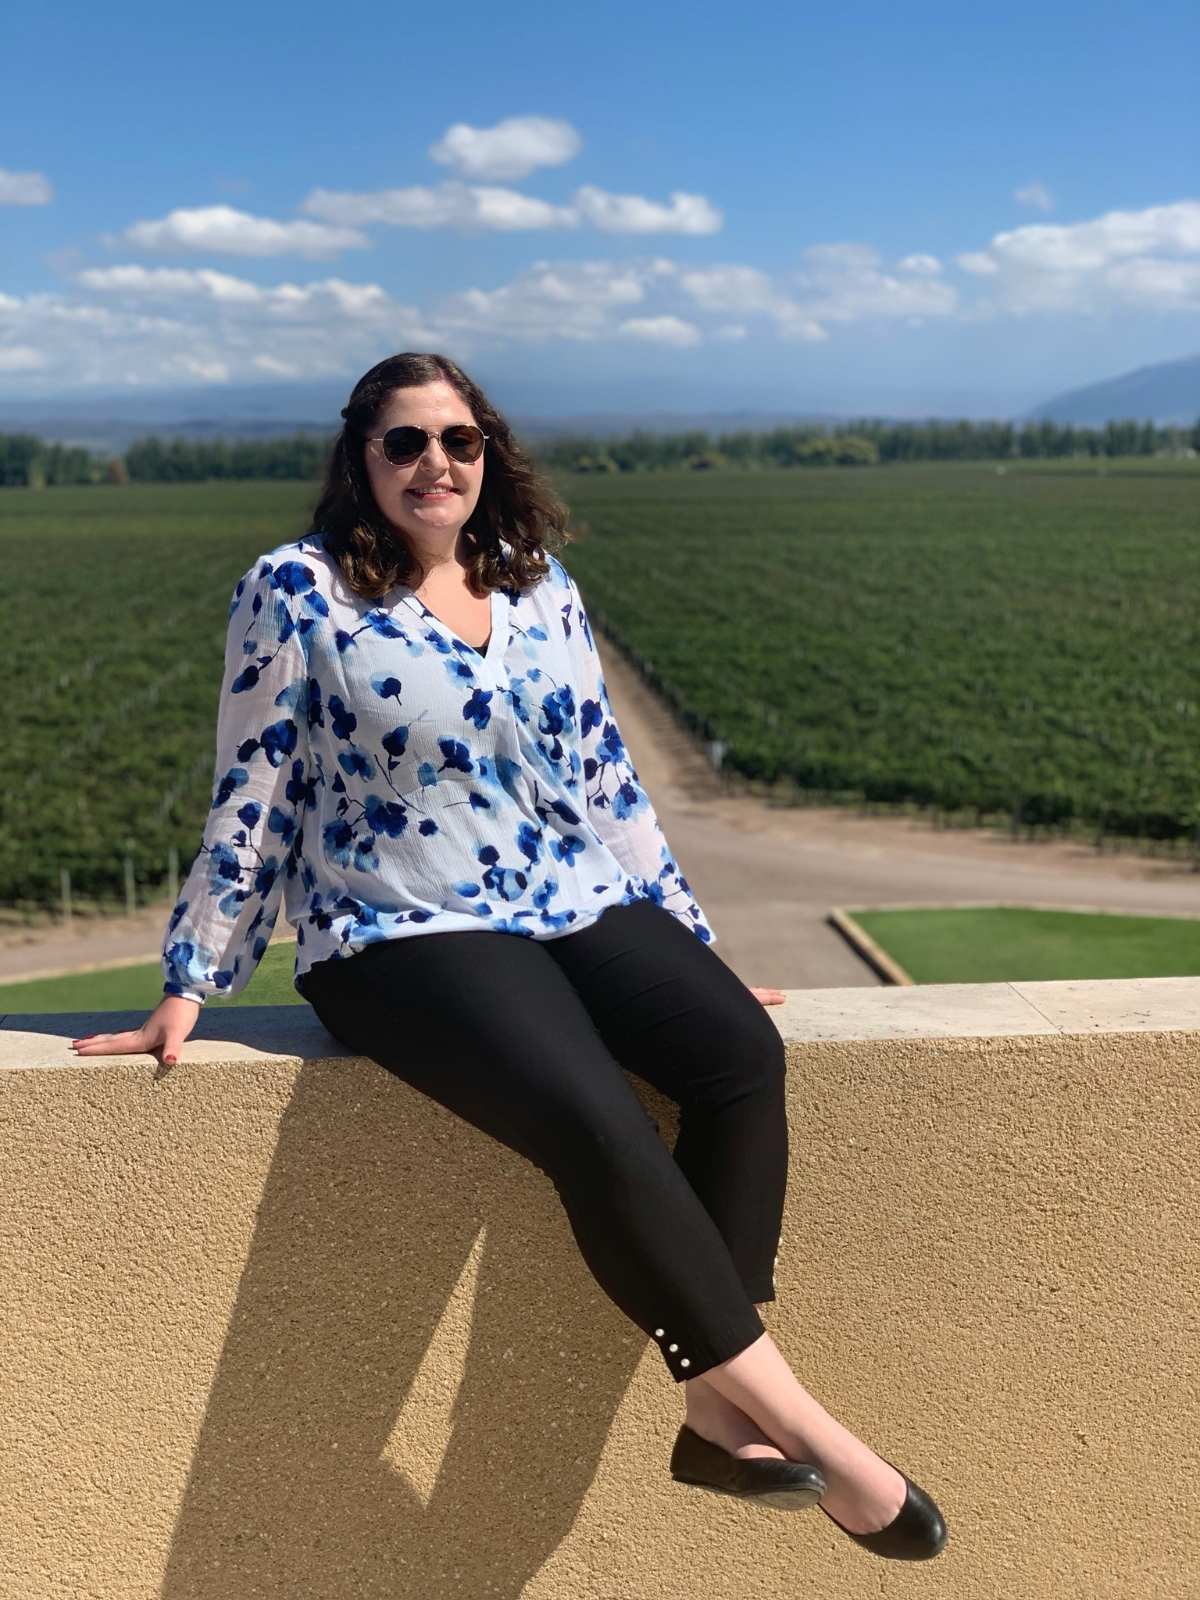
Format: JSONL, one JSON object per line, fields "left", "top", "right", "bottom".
{"left": 1, "top": 0, "right": 1198, "bottom": 417}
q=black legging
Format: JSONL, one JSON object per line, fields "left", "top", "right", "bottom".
{"left": 299, "top": 899, "right": 787, "bottom": 1380}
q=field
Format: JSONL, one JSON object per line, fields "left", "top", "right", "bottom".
{"left": 0, "top": 482, "right": 315, "bottom": 906}
{"left": 562, "top": 460, "right": 1200, "bottom": 837}
{"left": 848, "top": 906, "right": 1200, "bottom": 984}
{"left": 1, "top": 461, "right": 1197, "bottom": 908}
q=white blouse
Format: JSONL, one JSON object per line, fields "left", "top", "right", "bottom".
{"left": 162, "top": 538, "right": 714, "bottom": 1003}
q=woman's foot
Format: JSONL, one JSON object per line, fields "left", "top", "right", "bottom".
{"left": 684, "top": 1375, "right": 786, "bottom": 1460}
{"left": 701, "top": 1333, "right": 908, "bottom": 1535}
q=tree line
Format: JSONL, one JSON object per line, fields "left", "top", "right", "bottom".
{"left": 0, "top": 431, "right": 333, "bottom": 487}
{"left": 1, "top": 414, "right": 1198, "bottom": 487}
{"left": 542, "top": 416, "right": 1200, "bottom": 472}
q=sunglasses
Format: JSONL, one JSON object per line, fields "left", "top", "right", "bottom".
{"left": 366, "top": 423, "right": 489, "bottom": 467}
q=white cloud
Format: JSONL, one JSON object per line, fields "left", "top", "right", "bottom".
{"left": 573, "top": 186, "right": 722, "bottom": 235}
{"left": 618, "top": 315, "right": 702, "bottom": 346}
{"left": 793, "top": 243, "right": 959, "bottom": 324}
{"left": 304, "top": 182, "right": 577, "bottom": 231}
{"left": 679, "top": 249, "right": 955, "bottom": 340}
{"left": 252, "top": 354, "right": 301, "bottom": 377}
{"left": 898, "top": 253, "right": 943, "bottom": 276}
{"left": 433, "top": 259, "right": 661, "bottom": 343}
{"left": 679, "top": 264, "right": 785, "bottom": 316}
{"left": 0, "top": 345, "right": 47, "bottom": 371}
{"left": 1014, "top": 181, "right": 1054, "bottom": 213}
{"left": 77, "top": 263, "right": 400, "bottom": 320}
{"left": 0, "top": 267, "right": 434, "bottom": 392}
{"left": 0, "top": 169, "right": 53, "bottom": 206}
{"left": 429, "top": 116, "right": 582, "bottom": 181}
{"left": 305, "top": 181, "right": 722, "bottom": 235}
{"left": 117, "top": 204, "right": 369, "bottom": 259}
{"left": 956, "top": 199, "right": 1200, "bottom": 312}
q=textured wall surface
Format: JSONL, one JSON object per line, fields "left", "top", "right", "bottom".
{"left": 1, "top": 991, "right": 1198, "bottom": 1599}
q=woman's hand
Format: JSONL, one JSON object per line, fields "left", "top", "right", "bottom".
{"left": 70, "top": 993, "right": 202, "bottom": 1066}
{"left": 748, "top": 986, "right": 785, "bottom": 1006}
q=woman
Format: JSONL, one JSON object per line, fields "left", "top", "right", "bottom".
{"left": 72, "top": 353, "right": 945, "bottom": 1561}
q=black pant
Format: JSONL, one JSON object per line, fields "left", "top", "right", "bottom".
{"left": 299, "top": 899, "right": 787, "bottom": 1380}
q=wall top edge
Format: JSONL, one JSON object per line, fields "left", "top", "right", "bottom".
{"left": 2, "top": 976, "right": 1200, "bottom": 1070}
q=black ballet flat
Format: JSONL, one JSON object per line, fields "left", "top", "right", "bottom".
{"left": 824, "top": 1472, "right": 948, "bottom": 1560}
{"left": 670, "top": 1424, "right": 827, "bottom": 1511}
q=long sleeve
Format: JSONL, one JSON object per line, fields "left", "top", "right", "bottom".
{"left": 568, "top": 579, "right": 715, "bottom": 943}
{"left": 162, "top": 558, "right": 317, "bottom": 1002}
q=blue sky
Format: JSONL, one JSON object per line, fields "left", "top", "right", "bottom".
{"left": 2, "top": 0, "right": 1198, "bottom": 415}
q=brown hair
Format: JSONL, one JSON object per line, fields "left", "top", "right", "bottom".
{"left": 310, "top": 352, "right": 567, "bottom": 599}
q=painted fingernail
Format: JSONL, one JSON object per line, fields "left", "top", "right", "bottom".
{"left": 164, "top": 1055, "right": 177, "bottom": 1064}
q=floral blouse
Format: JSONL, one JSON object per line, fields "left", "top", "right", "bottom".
{"left": 162, "top": 538, "right": 713, "bottom": 1003}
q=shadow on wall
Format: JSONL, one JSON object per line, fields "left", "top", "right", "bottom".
{"left": 159, "top": 1059, "right": 657, "bottom": 1600}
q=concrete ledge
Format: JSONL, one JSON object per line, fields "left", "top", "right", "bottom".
{"left": 2, "top": 980, "right": 1198, "bottom": 1598}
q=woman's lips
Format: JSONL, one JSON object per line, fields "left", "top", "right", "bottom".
{"left": 406, "top": 486, "right": 458, "bottom": 498}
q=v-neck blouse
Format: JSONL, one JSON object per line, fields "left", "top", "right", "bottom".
{"left": 162, "top": 538, "right": 714, "bottom": 1004}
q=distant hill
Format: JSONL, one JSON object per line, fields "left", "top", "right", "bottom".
{"left": 1031, "top": 355, "right": 1200, "bottom": 426}
{"left": 0, "top": 386, "right": 833, "bottom": 452}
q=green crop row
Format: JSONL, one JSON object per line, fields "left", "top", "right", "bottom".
{"left": 0, "top": 481, "right": 316, "bottom": 905}
{"left": 559, "top": 459, "right": 1200, "bottom": 841}
{"left": 1, "top": 462, "right": 1197, "bottom": 907}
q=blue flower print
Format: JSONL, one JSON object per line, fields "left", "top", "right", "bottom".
{"left": 438, "top": 738, "right": 473, "bottom": 774}
{"left": 307, "top": 678, "right": 325, "bottom": 729}
{"left": 164, "top": 545, "right": 714, "bottom": 1005}
{"left": 382, "top": 726, "right": 409, "bottom": 762}
{"left": 477, "top": 843, "right": 528, "bottom": 902}
{"left": 328, "top": 695, "right": 357, "bottom": 740}
{"left": 371, "top": 673, "right": 404, "bottom": 702}
{"left": 516, "top": 821, "right": 542, "bottom": 865}
{"left": 260, "top": 719, "right": 299, "bottom": 768}
{"left": 364, "top": 793, "right": 408, "bottom": 838}
{"left": 539, "top": 686, "right": 576, "bottom": 737}
{"left": 268, "top": 805, "right": 297, "bottom": 848}
{"left": 338, "top": 748, "right": 376, "bottom": 782}
{"left": 213, "top": 767, "right": 248, "bottom": 809}
{"left": 463, "top": 687, "right": 492, "bottom": 729}
{"left": 322, "top": 819, "right": 356, "bottom": 867}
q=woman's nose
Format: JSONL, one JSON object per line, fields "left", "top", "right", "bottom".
{"left": 419, "top": 436, "right": 451, "bottom": 471}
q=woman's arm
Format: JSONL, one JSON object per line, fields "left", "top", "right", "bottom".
{"left": 158, "top": 557, "right": 317, "bottom": 1003}
{"left": 567, "top": 577, "right": 715, "bottom": 943}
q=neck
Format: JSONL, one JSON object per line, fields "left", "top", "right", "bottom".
{"left": 403, "top": 526, "right": 473, "bottom": 590}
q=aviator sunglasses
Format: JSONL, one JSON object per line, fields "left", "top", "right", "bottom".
{"left": 366, "top": 423, "right": 489, "bottom": 467}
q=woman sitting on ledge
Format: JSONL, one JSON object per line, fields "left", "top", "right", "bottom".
{"left": 73, "top": 352, "right": 945, "bottom": 1562}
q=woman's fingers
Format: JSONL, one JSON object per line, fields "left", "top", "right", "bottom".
{"left": 69, "top": 995, "right": 201, "bottom": 1062}
{"left": 748, "top": 985, "right": 785, "bottom": 1006}
{"left": 70, "top": 1028, "right": 156, "bottom": 1056}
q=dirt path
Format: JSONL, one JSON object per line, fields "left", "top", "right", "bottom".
{"left": 595, "top": 641, "right": 1200, "bottom": 989}
{"left": 3, "top": 641, "right": 1197, "bottom": 989}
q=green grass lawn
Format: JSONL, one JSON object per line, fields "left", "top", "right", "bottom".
{"left": 0, "top": 938, "right": 304, "bottom": 1014}
{"left": 851, "top": 906, "right": 1200, "bottom": 984}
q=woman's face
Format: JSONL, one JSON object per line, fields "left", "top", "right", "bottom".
{"left": 363, "top": 379, "right": 485, "bottom": 549}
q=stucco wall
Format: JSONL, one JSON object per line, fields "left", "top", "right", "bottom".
{"left": 1, "top": 981, "right": 1197, "bottom": 1599}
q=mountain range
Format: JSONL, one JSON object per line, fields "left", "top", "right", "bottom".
{"left": 0, "top": 357, "right": 1196, "bottom": 450}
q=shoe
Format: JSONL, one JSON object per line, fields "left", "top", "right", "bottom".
{"left": 670, "top": 1424, "right": 826, "bottom": 1511}
{"left": 823, "top": 1471, "right": 948, "bottom": 1560}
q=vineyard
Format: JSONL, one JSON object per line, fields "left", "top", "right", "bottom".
{"left": 561, "top": 459, "right": 1200, "bottom": 841}
{"left": 0, "top": 461, "right": 1197, "bottom": 908}
{"left": 0, "top": 482, "right": 315, "bottom": 908}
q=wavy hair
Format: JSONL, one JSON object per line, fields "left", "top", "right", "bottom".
{"left": 310, "top": 352, "right": 567, "bottom": 600}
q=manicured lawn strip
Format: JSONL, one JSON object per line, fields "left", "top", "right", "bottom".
{"left": 0, "top": 938, "right": 303, "bottom": 1013}
{"left": 851, "top": 906, "right": 1200, "bottom": 984}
